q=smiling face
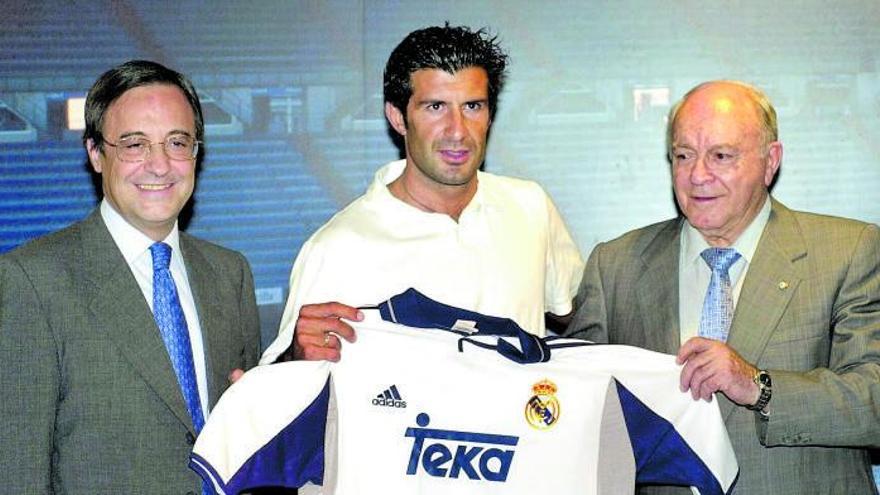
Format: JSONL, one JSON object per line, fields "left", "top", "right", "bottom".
{"left": 670, "top": 83, "right": 782, "bottom": 246}
{"left": 386, "top": 67, "right": 491, "bottom": 196}
{"left": 87, "top": 84, "right": 197, "bottom": 241}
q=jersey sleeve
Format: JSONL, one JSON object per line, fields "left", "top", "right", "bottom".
{"left": 615, "top": 381, "right": 736, "bottom": 495}
{"left": 603, "top": 348, "right": 739, "bottom": 495}
{"left": 190, "top": 361, "right": 332, "bottom": 493}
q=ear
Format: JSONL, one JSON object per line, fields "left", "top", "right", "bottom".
{"left": 385, "top": 102, "right": 407, "bottom": 137}
{"left": 763, "top": 141, "right": 783, "bottom": 186}
{"left": 86, "top": 138, "right": 104, "bottom": 174}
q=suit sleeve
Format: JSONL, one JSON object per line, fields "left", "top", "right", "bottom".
{"left": 237, "top": 252, "right": 261, "bottom": 370}
{"left": 0, "top": 256, "right": 59, "bottom": 491}
{"left": 563, "top": 242, "right": 611, "bottom": 344}
{"left": 761, "top": 223, "right": 880, "bottom": 447}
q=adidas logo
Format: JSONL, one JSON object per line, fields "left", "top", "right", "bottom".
{"left": 372, "top": 384, "right": 407, "bottom": 408}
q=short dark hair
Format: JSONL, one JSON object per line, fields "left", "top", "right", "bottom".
{"left": 383, "top": 23, "right": 509, "bottom": 122}
{"left": 83, "top": 60, "right": 203, "bottom": 153}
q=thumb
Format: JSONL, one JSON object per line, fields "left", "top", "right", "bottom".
{"left": 228, "top": 368, "right": 245, "bottom": 384}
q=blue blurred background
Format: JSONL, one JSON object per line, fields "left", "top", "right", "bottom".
{"left": 1, "top": 3, "right": 878, "bottom": 480}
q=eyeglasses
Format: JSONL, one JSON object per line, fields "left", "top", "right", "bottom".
{"left": 103, "top": 134, "right": 200, "bottom": 162}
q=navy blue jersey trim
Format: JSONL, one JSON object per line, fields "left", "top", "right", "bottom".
{"left": 377, "top": 288, "right": 553, "bottom": 364}
{"left": 219, "top": 377, "right": 331, "bottom": 492}
{"left": 377, "top": 288, "right": 524, "bottom": 336}
{"left": 616, "top": 380, "right": 734, "bottom": 495}
{"left": 189, "top": 453, "right": 226, "bottom": 494}
{"left": 458, "top": 334, "right": 552, "bottom": 364}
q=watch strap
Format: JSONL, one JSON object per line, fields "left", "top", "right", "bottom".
{"left": 746, "top": 369, "right": 772, "bottom": 414}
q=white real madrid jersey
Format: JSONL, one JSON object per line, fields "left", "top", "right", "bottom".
{"left": 191, "top": 289, "right": 738, "bottom": 495}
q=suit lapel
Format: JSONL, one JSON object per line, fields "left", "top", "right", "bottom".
{"left": 636, "top": 219, "right": 683, "bottom": 354}
{"left": 721, "top": 199, "right": 805, "bottom": 420}
{"left": 80, "top": 211, "right": 194, "bottom": 430}
{"left": 180, "top": 235, "right": 236, "bottom": 408}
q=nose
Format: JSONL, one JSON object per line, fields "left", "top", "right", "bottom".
{"left": 143, "top": 143, "right": 172, "bottom": 176}
{"left": 445, "top": 107, "right": 466, "bottom": 140}
{"left": 689, "top": 154, "right": 714, "bottom": 185}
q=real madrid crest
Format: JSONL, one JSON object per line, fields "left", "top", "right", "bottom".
{"left": 525, "top": 379, "right": 560, "bottom": 430}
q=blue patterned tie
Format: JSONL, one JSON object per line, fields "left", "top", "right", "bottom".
{"left": 150, "top": 242, "right": 205, "bottom": 433}
{"left": 698, "top": 247, "right": 742, "bottom": 342}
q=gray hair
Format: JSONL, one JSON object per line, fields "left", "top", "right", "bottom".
{"left": 666, "top": 80, "right": 778, "bottom": 157}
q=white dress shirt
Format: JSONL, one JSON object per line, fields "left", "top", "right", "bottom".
{"left": 678, "top": 197, "right": 771, "bottom": 344}
{"left": 100, "top": 199, "right": 209, "bottom": 418}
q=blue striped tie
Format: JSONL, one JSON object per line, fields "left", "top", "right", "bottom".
{"left": 150, "top": 242, "right": 205, "bottom": 432}
{"left": 698, "top": 247, "right": 741, "bottom": 342}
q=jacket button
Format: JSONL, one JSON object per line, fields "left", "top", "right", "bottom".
{"left": 185, "top": 432, "right": 196, "bottom": 445}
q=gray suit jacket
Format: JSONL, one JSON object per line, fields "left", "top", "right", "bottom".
{"left": 566, "top": 199, "right": 880, "bottom": 495}
{"left": 0, "top": 209, "right": 261, "bottom": 494}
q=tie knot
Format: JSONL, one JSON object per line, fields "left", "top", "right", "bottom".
{"left": 701, "top": 247, "right": 741, "bottom": 274}
{"left": 150, "top": 242, "right": 172, "bottom": 271}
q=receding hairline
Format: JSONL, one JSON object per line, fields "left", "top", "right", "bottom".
{"left": 667, "top": 80, "right": 779, "bottom": 151}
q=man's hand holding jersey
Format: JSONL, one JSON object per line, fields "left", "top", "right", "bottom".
{"left": 281, "top": 302, "right": 363, "bottom": 362}
{"left": 229, "top": 302, "right": 363, "bottom": 383}
{"left": 676, "top": 337, "right": 761, "bottom": 407}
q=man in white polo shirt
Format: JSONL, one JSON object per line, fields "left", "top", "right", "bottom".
{"left": 261, "top": 24, "right": 583, "bottom": 364}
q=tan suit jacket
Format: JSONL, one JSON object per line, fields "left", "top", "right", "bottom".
{"left": 0, "top": 209, "right": 261, "bottom": 494}
{"left": 566, "top": 199, "right": 880, "bottom": 494}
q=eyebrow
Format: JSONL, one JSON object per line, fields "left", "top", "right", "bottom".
{"left": 166, "top": 130, "right": 195, "bottom": 138}
{"left": 116, "top": 131, "right": 147, "bottom": 140}
{"left": 115, "top": 129, "right": 194, "bottom": 140}
{"left": 672, "top": 141, "right": 738, "bottom": 149}
{"left": 415, "top": 97, "right": 488, "bottom": 105}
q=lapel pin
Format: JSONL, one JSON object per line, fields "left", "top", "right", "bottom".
{"left": 777, "top": 281, "right": 789, "bottom": 290}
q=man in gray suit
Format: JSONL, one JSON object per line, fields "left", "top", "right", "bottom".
{"left": 0, "top": 60, "right": 261, "bottom": 493}
{"left": 566, "top": 80, "right": 880, "bottom": 494}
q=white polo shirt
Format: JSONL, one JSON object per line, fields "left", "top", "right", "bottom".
{"left": 261, "top": 159, "right": 584, "bottom": 364}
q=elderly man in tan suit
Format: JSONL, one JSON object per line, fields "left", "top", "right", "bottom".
{"left": 566, "top": 80, "right": 880, "bottom": 494}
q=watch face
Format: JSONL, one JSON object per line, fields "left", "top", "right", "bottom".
{"left": 758, "top": 371, "right": 772, "bottom": 386}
